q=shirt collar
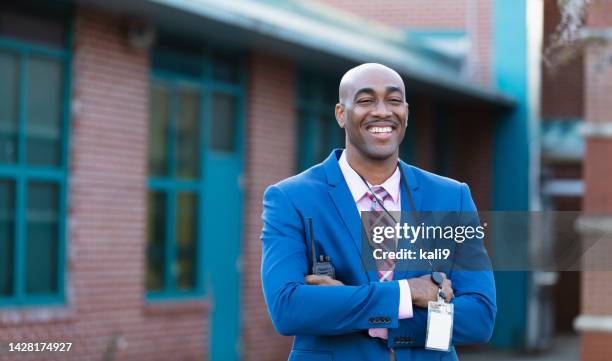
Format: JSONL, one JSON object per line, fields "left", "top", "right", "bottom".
{"left": 338, "top": 150, "right": 401, "bottom": 203}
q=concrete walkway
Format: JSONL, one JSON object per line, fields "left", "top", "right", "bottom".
{"left": 459, "top": 335, "right": 579, "bottom": 361}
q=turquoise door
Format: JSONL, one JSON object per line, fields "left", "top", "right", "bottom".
{"left": 202, "top": 87, "right": 245, "bottom": 361}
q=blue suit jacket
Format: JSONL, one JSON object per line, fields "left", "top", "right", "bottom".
{"left": 261, "top": 149, "right": 496, "bottom": 361}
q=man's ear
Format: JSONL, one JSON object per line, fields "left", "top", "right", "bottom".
{"left": 405, "top": 104, "right": 409, "bottom": 127}
{"left": 335, "top": 103, "right": 345, "bottom": 128}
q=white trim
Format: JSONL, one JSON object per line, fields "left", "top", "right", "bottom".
{"left": 541, "top": 179, "right": 584, "bottom": 197}
{"left": 574, "top": 315, "right": 612, "bottom": 333}
{"left": 526, "top": 1, "right": 545, "bottom": 350}
{"left": 579, "top": 27, "right": 612, "bottom": 41}
{"left": 527, "top": 0, "right": 544, "bottom": 212}
{"left": 581, "top": 122, "right": 612, "bottom": 139}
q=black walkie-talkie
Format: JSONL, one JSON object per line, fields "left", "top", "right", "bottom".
{"left": 308, "top": 217, "right": 335, "bottom": 278}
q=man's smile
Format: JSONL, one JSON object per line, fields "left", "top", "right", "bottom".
{"left": 364, "top": 121, "right": 398, "bottom": 140}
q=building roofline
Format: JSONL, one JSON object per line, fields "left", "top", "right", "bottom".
{"left": 76, "top": 0, "right": 516, "bottom": 107}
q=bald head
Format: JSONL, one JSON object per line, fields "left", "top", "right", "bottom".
{"left": 338, "top": 63, "right": 405, "bottom": 105}
{"left": 334, "top": 62, "right": 408, "bottom": 164}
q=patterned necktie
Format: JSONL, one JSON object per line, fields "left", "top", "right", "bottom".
{"left": 365, "top": 186, "right": 398, "bottom": 360}
{"left": 365, "top": 186, "right": 396, "bottom": 282}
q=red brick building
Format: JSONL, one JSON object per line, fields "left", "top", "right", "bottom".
{"left": 1, "top": 0, "right": 584, "bottom": 360}
{"left": 574, "top": 1, "right": 612, "bottom": 361}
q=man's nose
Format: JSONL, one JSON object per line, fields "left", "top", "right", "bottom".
{"left": 371, "top": 101, "right": 392, "bottom": 118}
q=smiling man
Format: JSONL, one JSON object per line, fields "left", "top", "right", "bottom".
{"left": 260, "top": 63, "right": 496, "bottom": 361}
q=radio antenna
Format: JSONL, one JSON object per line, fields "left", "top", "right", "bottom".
{"left": 308, "top": 217, "right": 317, "bottom": 270}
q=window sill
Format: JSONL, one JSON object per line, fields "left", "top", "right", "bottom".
{"left": 0, "top": 306, "right": 76, "bottom": 326}
{"left": 144, "top": 298, "right": 211, "bottom": 316}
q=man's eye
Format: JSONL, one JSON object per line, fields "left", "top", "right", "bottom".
{"left": 358, "top": 99, "right": 374, "bottom": 104}
{"left": 388, "top": 99, "right": 403, "bottom": 104}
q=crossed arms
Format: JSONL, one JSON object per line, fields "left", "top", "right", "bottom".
{"left": 260, "top": 184, "right": 496, "bottom": 347}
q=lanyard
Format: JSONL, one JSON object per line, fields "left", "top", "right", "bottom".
{"left": 355, "top": 162, "right": 443, "bottom": 282}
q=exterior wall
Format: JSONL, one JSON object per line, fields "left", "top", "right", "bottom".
{"left": 320, "top": 0, "right": 493, "bottom": 87}
{"left": 0, "top": 2, "right": 513, "bottom": 360}
{"left": 587, "top": 0, "right": 612, "bottom": 27}
{"left": 0, "top": 7, "right": 208, "bottom": 361}
{"left": 242, "top": 51, "right": 296, "bottom": 361}
{"left": 580, "top": 1, "right": 612, "bottom": 360}
{"left": 540, "top": 0, "right": 584, "bottom": 335}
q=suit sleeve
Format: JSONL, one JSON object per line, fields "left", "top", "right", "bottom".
{"left": 387, "top": 183, "right": 497, "bottom": 348}
{"left": 261, "top": 184, "right": 401, "bottom": 336}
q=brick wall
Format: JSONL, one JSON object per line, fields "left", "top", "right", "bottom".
{"left": 241, "top": 51, "right": 296, "bottom": 361}
{"left": 0, "top": 7, "right": 208, "bottom": 361}
{"left": 580, "top": 1, "right": 612, "bottom": 360}
{"left": 320, "top": 0, "right": 492, "bottom": 87}
{"left": 587, "top": 0, "right": 612, "bottom": 27}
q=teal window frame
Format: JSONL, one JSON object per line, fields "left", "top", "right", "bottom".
{"left": 295, "top": 69, "right": 418, "bottom": 169}
{"left": 0, "top": 12, "right": 73, "bottom": 307}
{"left": 146, "top": 46, "right": 245, "bottom": 301}
{"left": 296, "top": 70, "right": 343, "bottom": 171}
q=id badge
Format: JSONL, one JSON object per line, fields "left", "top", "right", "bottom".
{"left": 425, "top": 300, "right": 454, "bottom": 352}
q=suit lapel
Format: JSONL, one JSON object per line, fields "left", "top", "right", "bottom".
{"left": 399, "top": 161, "right": 422, "bottom": 211}
{"left": 323, "top": 150, "right": 363, "bottom": 254}
{"left": 323, "top": 153, "right": 427, "bottom": 282}
{"left": 396, "top": 161, "right": 423, "bottom": 280}
{"left": 323, "top": 150, "right": 375, "bottom": 283}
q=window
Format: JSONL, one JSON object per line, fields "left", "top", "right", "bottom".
{"left": 146, "top": 80, "right": 201, "bottom": 296}
{"left": 146, "top": 42, "right": 244, "bottom": 299}
{"left": 0, "top": 4, "right": 71, "bottom": 306}
{"left": 295, "top": 70, "right": 416, "bottom": 169}
{"left": 296, "top": 71, "right": 344, "bottom": 171}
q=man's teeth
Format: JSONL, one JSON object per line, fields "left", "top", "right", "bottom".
{"left": 368, "top": 127, "right": 392, "bottom": 134}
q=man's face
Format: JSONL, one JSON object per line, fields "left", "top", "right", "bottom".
{"left": 336, "top": 67, "right": 408, "bottom": 161}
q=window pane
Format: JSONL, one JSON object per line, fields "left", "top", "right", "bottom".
{"left": 25, "top": 182, "right": 59, "bottom": 295}
{"left": 212, "top": 54, "right": 240, "bottom": 84}
{"left": 334, "top": 122, "right": 345, "bottom": 149}
{"left": 0, "top": 50, "right": 19, "bottom": 164}
{"left": 0, "top": 180, "right": 15, "bottom": 296}
{"left": 175, "top": 88, "right": 200, "bottom": 179}
{"left": 152, "top": 42, "right": 203, "bottom": 79}
{"left": 26, "top": 57, "right": 63, "bottom": 167}
{"left": 146, "top": 191, "right": 166, "bottom": 292}
{"left": 210, "top": 93, "right": 237, "bottom": 152}
{"left": 315, "top": 115, "right": 331, "bottom": 163}
{"left": 175, "top": 192, "right": 196, "bottom": 290}
{"left": 0, "top": 11, "right": 66, "bottom": 48}
{"left": 296, "top": 112, "right": 310, "bottom": 170}
{"left": 298, "top": 74, "right": 315, "bottom": 102}
{"left": 325, "top": 115, "right": 344, "bottom": 153}
{"left": 149, "top": 82, "right": 170, "bottom": 177}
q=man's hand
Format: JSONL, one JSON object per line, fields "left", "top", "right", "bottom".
{"left": 305, "top": 274, "right": 344, "bottom": 286}
{"left": 407, "top": 273, "right": 453, "bottom": 308}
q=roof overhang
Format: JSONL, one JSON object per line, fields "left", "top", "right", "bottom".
{"left": 74, "top": 0, "right": 516, "bottom": 108}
